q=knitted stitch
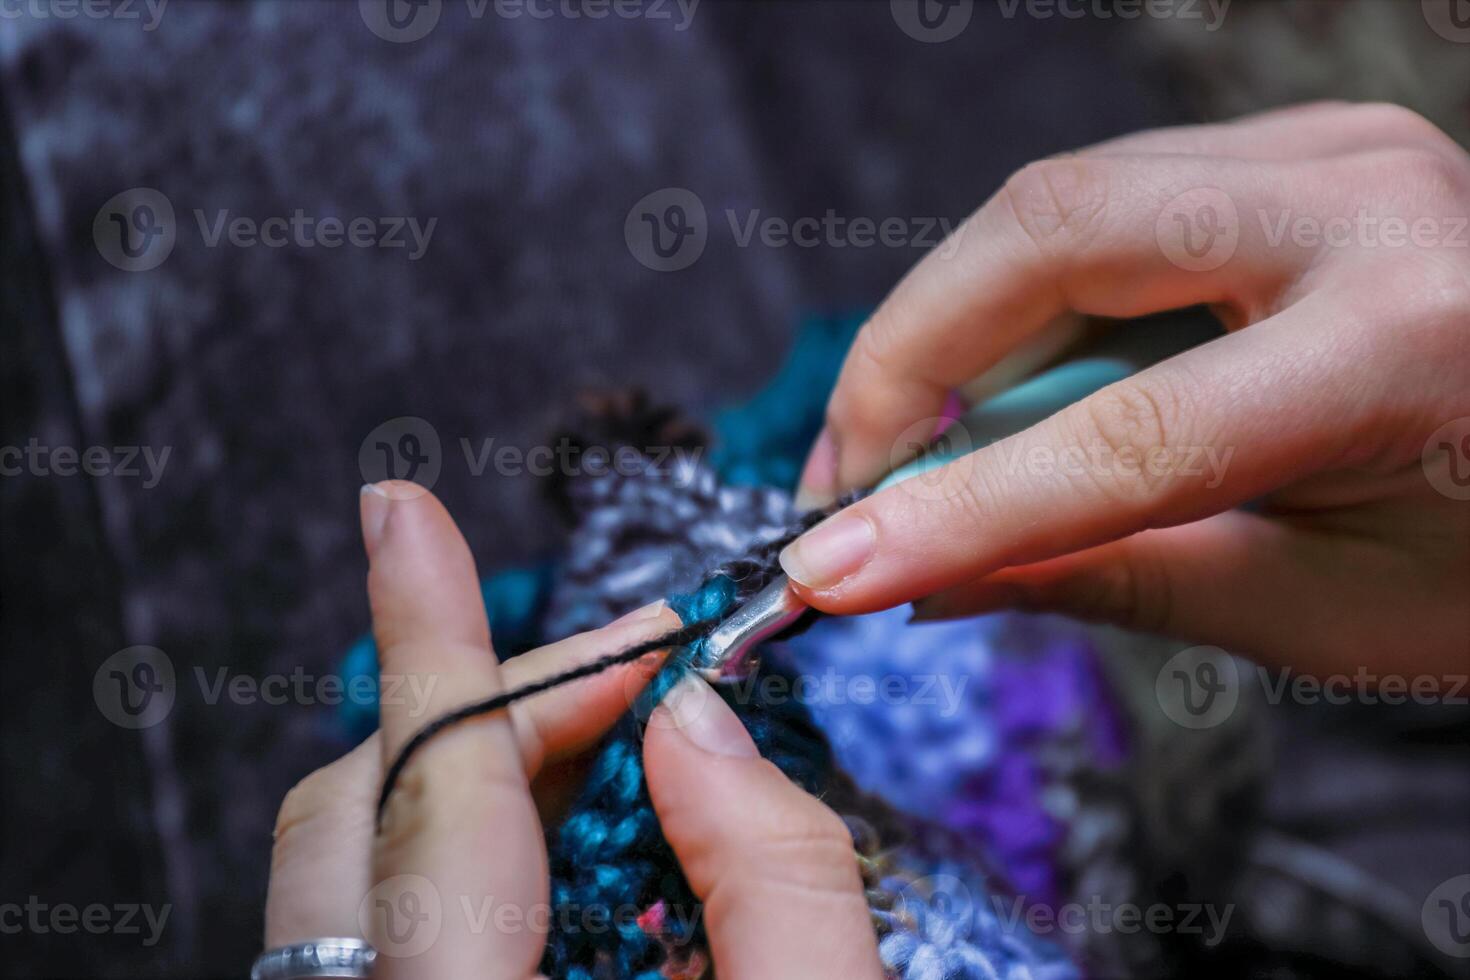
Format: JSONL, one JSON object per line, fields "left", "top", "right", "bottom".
{"left": 535, "top": 453, "right": 1079, "bottom": 979}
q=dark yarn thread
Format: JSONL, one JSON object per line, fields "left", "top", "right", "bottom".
{"left": 374, "top": 618, "right": 720, "bottom": 826}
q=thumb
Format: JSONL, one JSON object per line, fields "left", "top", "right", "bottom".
{"left": 642, "top": 675, "right": 883, "bottom": 980}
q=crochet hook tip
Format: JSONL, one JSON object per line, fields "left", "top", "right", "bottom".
{"left": 697, "top": 574, "right": 808, "bottom": 682}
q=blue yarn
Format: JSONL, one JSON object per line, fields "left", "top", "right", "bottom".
{"left": 335, "top": 564, "right": 553, "bottom": 742}
{"left": 540, "top": 573, "right": 836, "bottom": 978}
{"left": 709, "top": 312, "right": 863, "bottom": 488}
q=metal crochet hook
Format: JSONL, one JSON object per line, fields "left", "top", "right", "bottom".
{"left": 696, "top": 574, "right": 807, "bottom": 682}
{"left": 691, "top": 358, "right": 1138, "bottom": 682}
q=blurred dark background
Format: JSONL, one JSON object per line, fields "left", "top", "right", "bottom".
{"left": 1, "top": 1, "right": 1467, "bottom": 976}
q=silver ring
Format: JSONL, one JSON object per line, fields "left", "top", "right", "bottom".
{"left": 250, "top": 938, "right": 376, "bottom": 979}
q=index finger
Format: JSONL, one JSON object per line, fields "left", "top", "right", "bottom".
{"left": 800, "top": 153, "right": 1327, "bottom": 504}
{"left": 781, "top": 285, "right": 1423, "bottom": 614}
{"left": 360, "top": 483, "right": 545, "bottom": 979}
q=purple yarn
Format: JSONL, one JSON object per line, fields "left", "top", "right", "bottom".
{"left": 779, "top": 608, "right": 1130, "bottom": 913}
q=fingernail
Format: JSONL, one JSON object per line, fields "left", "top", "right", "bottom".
{"left": 779, "top": 513, "right": 875, "bottom": 590}
{"left": 794, "top": 428, "right": 838, "bottom": 510}
{"left": 658, "top": 674, "right": 759, "bottom": 758}
{"left": 359, "top": 483, "right": 392, "bottom": 558}
{"left": 608, "top": 599, "right": 668, "bottom": 627}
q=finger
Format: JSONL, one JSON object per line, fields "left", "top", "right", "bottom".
{"left": 1085, "top": 101, "right": 1462, "bottom": 163}
{"left": 266, "top": 734, "right": 381, "bottom": 947}
{"left": 643, "top": 675, "right": 883, "bottom": 980}
{"left": 913, "top": 102, "right": 1460, "bottom": 441}
{"left": 799, "top": 153, "right": 1330, "bottom": 504}
{"left": 360, "top": 483, "right": 682, "bottom": 976}
{"left": 912, "top": 508, "right": 1469, "bottom": 676}
{"left": 499, "top": 599, "right": 681, "bottom": 776}
{"left": 781, "top": 284, "right": 1446, "bottom": 617}
{"left": 361, "top": 481, "right": 542, "bottom": 978}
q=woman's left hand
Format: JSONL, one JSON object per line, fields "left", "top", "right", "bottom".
{"left": 263, "top": 482, "right": 882, "bottom": 979}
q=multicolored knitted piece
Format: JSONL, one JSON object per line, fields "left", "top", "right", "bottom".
{"left": 532, "top": 452, "right": 1082, "bottom": 978}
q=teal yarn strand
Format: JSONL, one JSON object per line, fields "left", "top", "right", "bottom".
{"left": 540, "top": 573, "right": 835, "bottom": 979}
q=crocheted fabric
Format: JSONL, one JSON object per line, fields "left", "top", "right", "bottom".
{"left": 340, "top": 317, "right": 1465, "bottom": 977}
{"left": 535, "top": 455, "right": 1080, "bottom": 979}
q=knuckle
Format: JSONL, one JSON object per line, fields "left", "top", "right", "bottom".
{"left": 274, "top": 766, "right": 342, "bottom": 841}
{"left": 825, "top": 339, "right": 893, "bottom": 441}
{"left": 375, "top": 746, "right": 529, "bottom": 856}
{"left": 374, "top": 761, "right": 436, "bottom": 858}
{"left": 1059, "top": 544, "right": 1173, "bottom": 634}
{"left": 1361, "top": 251, "right": 1470, "bottom": 337}
{"left": 1366, "top": 148, "right": 1470, "bottom": 207}
{"left": 1073, "top": 381, "right": 1181, "bottom": 504}
{"left": 1348, "top": 102, "right": 1457, "bottom": 150}
{"left": 1001, "top": 157, "right": 1111, "bottom": 258}
{"left": 1401, "top": 148, "right": 1470, "bottom": 198}
{"left": 1048, "top": 558, "right": 1143, "bottom": 627}
{"left": 736, "top": 795, "right": 858, "bottom": 886}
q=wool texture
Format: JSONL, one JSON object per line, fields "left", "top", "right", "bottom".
{"left": 535, "top": 455, "right": 1079, "bottom": 979}
{"left": 342, "top": 317, "right": 1465, "bottom": 976}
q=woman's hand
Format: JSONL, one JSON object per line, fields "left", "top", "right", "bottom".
{"left": 264, "top": 483, "right": 882, "bottom": 979}
{"left": 783, "top": 101, "right": 1470, "bottom": 678}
